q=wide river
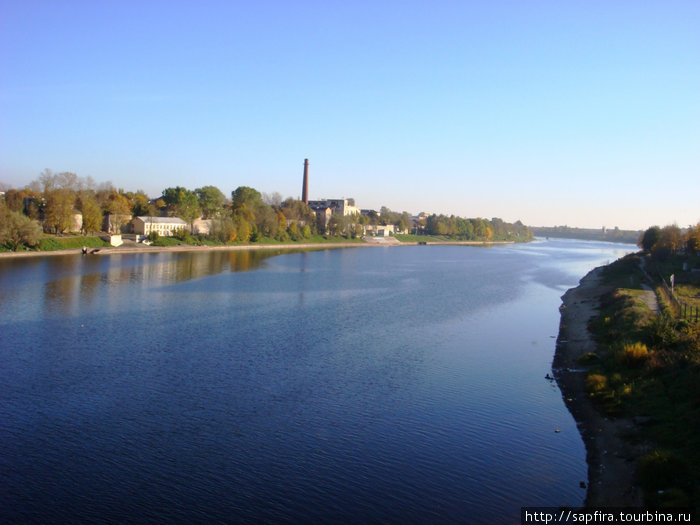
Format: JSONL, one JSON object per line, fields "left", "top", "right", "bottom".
{"left": 0, "top": 239, "right": 634, "bottom": 523}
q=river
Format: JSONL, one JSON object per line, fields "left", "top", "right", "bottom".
{"left": 0, "top": 239, "right": 635, "bottom": 523}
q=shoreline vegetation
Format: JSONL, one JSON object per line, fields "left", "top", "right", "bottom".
{"left": 556, "top": 247, "right": 699, "bottom": 507}
{"left": 1, "top": 172, "right": 534, "bottom": 254}
{"left": 0, "top": 235, "right": 516, "bottom": 259}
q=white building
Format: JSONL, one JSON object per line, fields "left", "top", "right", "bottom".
{"left": 132, "top": 216, "right": 187, "bottom": 236}
{"left": 363, "top": 224, "right": 396, "bottom": 237}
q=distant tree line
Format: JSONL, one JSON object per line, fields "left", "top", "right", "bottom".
{"left": 530, "top": 225, "right": 641, "bottom": 244}
{"left": 418, "top": 214, "right": 532, "bottom": 241}
{"left": 1, "top": 169, "right": 532, "bottom": 250}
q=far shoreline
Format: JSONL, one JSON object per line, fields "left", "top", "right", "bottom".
{"left": 0, "top": 239, "right": 515, "bottom": 259}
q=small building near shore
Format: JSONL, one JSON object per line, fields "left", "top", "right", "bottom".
{"left": 363, "top": 224, "right": 396, "bottom": 237}
{"left": 132, "top": 216, "right": 187, "bottom": 236}
{"left": 192, "top": 218, "right": 212, "bottom": 235}
{"left": 104, "top": 213, "right": 133, "bottom": 234}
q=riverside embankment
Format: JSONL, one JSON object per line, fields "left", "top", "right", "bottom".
{"left": 0, "top": 239, "right": 515, "bottom": 258}
{"left": 554, "top": 267, "right": 644, "bottom": 506}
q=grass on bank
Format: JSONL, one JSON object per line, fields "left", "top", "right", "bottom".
{"left": 583, "top": 253, "right": 700, "bottom": 506}
{"left": 0, "top": 234, "right": 111, "bottom": 252}
{"left": 394, "top": 233, "right": 526, "bottom": 243}
{"left": 654, "top": 255, "right": 700, "bottom": 308}
{"left": 37, "top": 236, "right": 110, "bottom": 251}
{"left": 148, "top": 231, "right": 366, "bottom": 248}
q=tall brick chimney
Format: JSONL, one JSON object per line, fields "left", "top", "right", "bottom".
{"left": 302, "top": 158, "right": 309, "bottom": 205}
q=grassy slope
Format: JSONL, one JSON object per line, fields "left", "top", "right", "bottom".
{"left": 585, "top": 253, "right": 700, "bottom": 506}
{"left": 149, "top": 233, "right": 365, "bottom": 247}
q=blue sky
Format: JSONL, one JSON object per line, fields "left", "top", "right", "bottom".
{"left": 1, "top": 1, "right": 698, "bottom": 230}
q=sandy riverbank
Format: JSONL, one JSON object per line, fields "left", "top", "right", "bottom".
{"left": 0, "top": 242, "right": 370, "bottom": 258}
{"left": 554, "top": 267, "right": 644, "bottom": 506}
{"left": 0, "top": 239, "right": 514, "bottom": 259}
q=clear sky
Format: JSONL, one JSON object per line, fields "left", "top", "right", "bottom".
{"left": 1, "top": 1, "right": 698, "bottom": 230}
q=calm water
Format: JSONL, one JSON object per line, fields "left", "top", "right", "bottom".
{"left": 0, "top": 239, "right": 635, "bottom": 523}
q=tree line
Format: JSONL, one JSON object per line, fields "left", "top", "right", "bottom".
{"left": 638, "top": 224, "right": 700, "bottom": 259}
{"left": 2, "top": 169, "right": 532, "bottom": 249}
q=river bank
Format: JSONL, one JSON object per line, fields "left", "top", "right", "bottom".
{"left": 554, "top": 267, "right": 644, "bottom": 506}
{"left": 0, "top": 238, "right": 514, "bottom": 258}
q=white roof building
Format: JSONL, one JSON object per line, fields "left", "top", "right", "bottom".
{"left": 132, "top": 216, "right": 187, "bottom": 236}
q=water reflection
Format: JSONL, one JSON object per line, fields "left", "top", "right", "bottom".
{"left": 0, "top": 241, "right": 638, "bottom": 523}
{"left": 0, "top": 248, "right": 312, "bottom": 322}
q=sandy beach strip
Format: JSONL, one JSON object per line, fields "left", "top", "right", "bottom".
{"left": 0, "top": 239, "right": 514, "bottom": 259}
{"left": 554, "top": 267, "right": 643, "bottom": 506}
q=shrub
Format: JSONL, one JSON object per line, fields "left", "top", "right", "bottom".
{"left": 585, "top": 374, "right": 608, "bottom": 395}
{"left": 619, "top": 342, "right": 649, "bottom": 367}
{"left": 0, "top": 209, "right": 43, "bottom": 250}
{"left": 647, "top": 312, "right": 680, "bottom": 348}
{"left": 37, "top": 236, "right": 109, "bottom": 251}
{"left": 151, "top": 236, "right": 180, "bottom": 247}
{"left": 173, "top": 229, "right": 196, "bottom": 244}
{"left": 578, "top": 352, "right": 600, "bottom": 365}
{"left": 637, "top": 450, "right": 689, "bottom": 492}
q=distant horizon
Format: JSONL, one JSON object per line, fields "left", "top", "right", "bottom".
{"left": 2, "top": 2, "right": 698, "bottom": 231}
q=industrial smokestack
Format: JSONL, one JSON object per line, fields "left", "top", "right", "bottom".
{"left": 302, "top": 158, "right": 309, "bottom": 205}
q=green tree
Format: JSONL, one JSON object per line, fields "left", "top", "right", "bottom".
{"left": 233, "top": 214, "right": 252, "bottom": 242}
{"left": 287, "top": 220, "right": 300, "bottom": 241}
{"left": 397, "top": 211, "right": 411, "bottom": 232}
{"left": 471, "top": 218, "right": 492, "bottom": 239}
{"left": 638, "top": 226, "right": 661, "bottom": 252}
{"left": 0, "top": 207, "right": 43, "bottom": 250}
{"left": 195, "top": 185, "right": 226, "bottom": 218}
{"left": 231, "top": 186, "right": 263, "bottom": 209}
{"left": 254, "top": 204, "right": 278, "bottom": 239}
{"left": 455, "top": 217, "right": 474, "bottom": 239}
{"left": 280, "top": 198, "right": 316, "bottom": 229}
{"left": 131, "top": 191, "right": 152, "bottom": 216}
{"left": 162, "top": 186, "right": 201, "bottom": 230}
{"left": 426, "top": 214, "right": 448, "bottom": 235}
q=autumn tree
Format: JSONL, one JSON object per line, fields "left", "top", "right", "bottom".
{"left": 3, "top": 189, "right": 30, "bottom": 213}
{"left": 44, "top": 189, "right": 76, "bottom": 234}
{"left": 652, "top": 225, "right": 682, "bottom": 260}
{"left": 77, "top": 193, "right": 103, "bottom": 234}
{"left": 102, "top": 191, "right": 132, "bottom": 233}
{"left": 280, "top": 198, "right": 316, "bottom": 226}
{"left": 684, "top": 223, "right": 700, "bottom": 255}
{"left": 130, "top": 191, "right": 153, "bottom": 217}
{"left": 210, "top": 217, "right": 237, "bottom": 242}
